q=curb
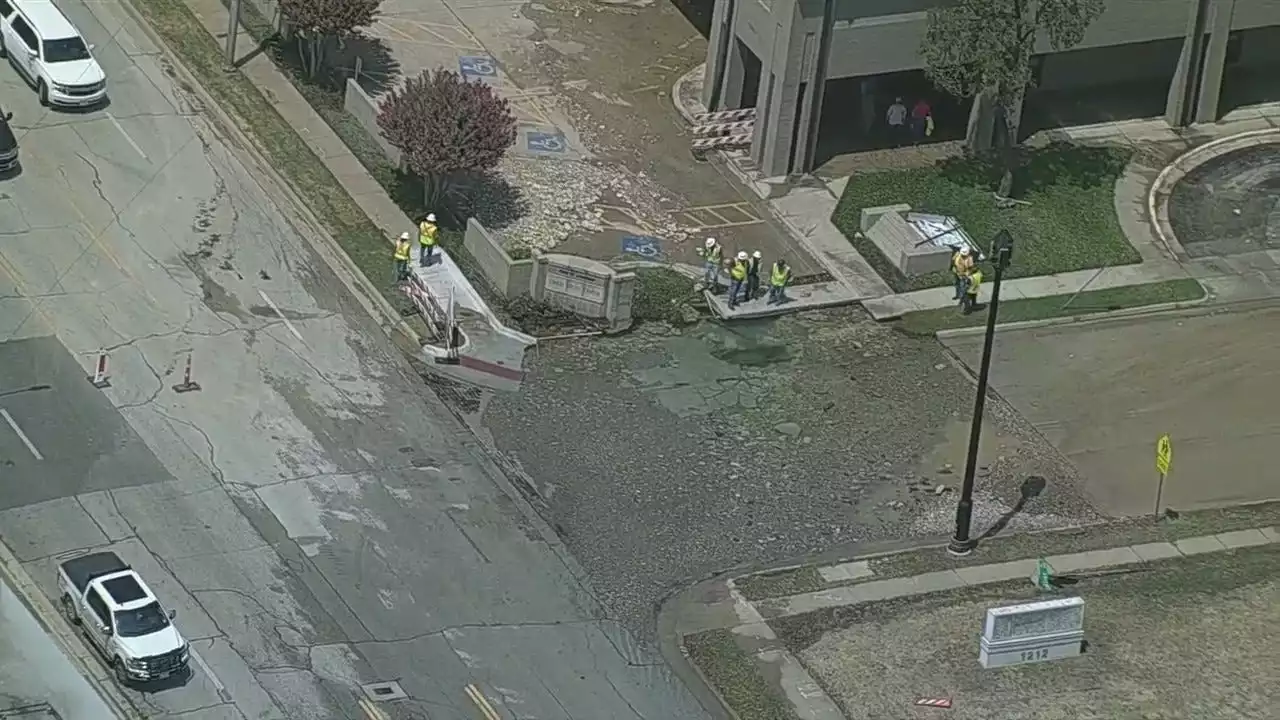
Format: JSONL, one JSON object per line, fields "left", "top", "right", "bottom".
{"left": 932, "top": 284, "right": 1211, "bottom": 339}
{"left": 670, "top": 64, "right": 703, "bottom": 127}
{"left": 1147, "top": 128, "right": 1280, "bottom": 260}
{"left": 0, "top": 538, "right": 147, "bottom": 719}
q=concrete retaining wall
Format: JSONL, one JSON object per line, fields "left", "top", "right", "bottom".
{"left": 463, "top": 219, "right": 534, "bottom": 300}
{"left": 343, "top": 78, "right": 402, "bottom": 166}
{"left": 462, "top": 219, "right": 635, "bottom": 333}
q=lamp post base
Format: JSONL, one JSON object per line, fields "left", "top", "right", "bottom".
{"left": 947, "top": 537, "right": 976, "bottom": 557}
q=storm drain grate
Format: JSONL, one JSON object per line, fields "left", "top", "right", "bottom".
{"left": 361, "top": 681, "right": 408, "bottom": 702}
{"left": 1, "top": 704, "right": 61, "bottom": 719}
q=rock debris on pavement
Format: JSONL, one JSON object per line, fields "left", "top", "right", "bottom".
{"left": 481, "top": 309, "right": 1101, "bottom": 641}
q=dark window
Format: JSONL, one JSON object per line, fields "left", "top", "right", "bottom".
{"left": 42, "top": 36, "right": 89, "bottom": 63}
{"left": 1225, "top": 32, "right": 1243, "bottom": 66}
{"left": 102, "top": 575, "right": 147, "bottom": 604}
{"left": 85, "top": 588, "right": 110, "bottom": 626}
{"left": 0, "top": 1, "right": 13, "bottom": 19}
{"left": 114, "top": 602, "right": 171, "bottom": 638}
{"left": 10, "top": 17, "right": 37, "bottom": 53}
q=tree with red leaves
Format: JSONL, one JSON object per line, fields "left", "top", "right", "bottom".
{"left": 279, "top": 0, "right": 380, "bottom": 78}
{"left": 377, "top": 68, "right": 517, "bottom": 206}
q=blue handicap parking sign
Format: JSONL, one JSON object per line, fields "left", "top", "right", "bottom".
{"left": 458, "top": 56, "right": 497, "bottom": 78}
{"left": 621, "top": 235, "right": 662, "bottom": 258}
{"left": 526, "top": 131, "right": 567, "bottom": 153}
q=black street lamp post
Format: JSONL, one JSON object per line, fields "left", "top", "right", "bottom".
{"left": 948, "top": 230, "right": 1015, "bottom": 557}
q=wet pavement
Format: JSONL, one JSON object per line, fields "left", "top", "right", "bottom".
{"left": 1168, "top": 143, "right": 1280, "bottom": 258}
{"left": 480, "top": 310, "right": 1101, "bottom": 640}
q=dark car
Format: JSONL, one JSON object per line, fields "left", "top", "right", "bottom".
{"left": 0, "top": 109, "right": 17, "bottom": 172}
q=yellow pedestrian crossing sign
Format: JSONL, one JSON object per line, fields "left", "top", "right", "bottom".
{"left": 1156, "top": 435, "right": 1172, "bottom": 475}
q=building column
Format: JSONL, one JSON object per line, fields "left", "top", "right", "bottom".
{"left": 702, "top": 0, "right": 738, "bottom": 111}
{"left": 751, "top": 4, "right": 808, "bottom": 176}
{"left": 966, "top": 91, "right": 998, "bottom": 152}
{"left": 1166, "top": 0, "right": 1212, "bottom": 126}
{"left": 1195, "top": 0, "right": 1237, "bottom": 121}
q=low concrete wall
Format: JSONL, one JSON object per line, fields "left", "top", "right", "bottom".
{"left": 532, "top": 253, "right": 635, "bottom": 334}
{"left": 343, "top": 78, "right": 402, "bottom": 166}
{"left": 459, "top": 221, "right": 635, "bottom": 332}
{"left": 463, "top": 218, "right": 534, "bottom": 299}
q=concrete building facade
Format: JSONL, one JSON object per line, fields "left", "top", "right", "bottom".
{"left": 702, "top": 0, "right": 1280, "bottom": 176}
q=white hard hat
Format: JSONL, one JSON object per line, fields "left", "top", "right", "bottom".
{"left": 959, "top": 247, "right": 971, "bottom": 256}
{"left": 399, "top": 231, "right": 410, "bottom": 240}
{"left": 736, "top": 251, "right": 748, "bottom": 261}
{"left": 752, "top": 250, "right": 762, "bottom": 259}
{"left": 705, "top": 238, "right": 716, "bottom": 248}
{"left": 426, "top": 213, "right": 436, "bottom": 222}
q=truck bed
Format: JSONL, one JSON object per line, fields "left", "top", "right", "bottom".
{"left": 60, "top": 552, "right": 129, "bottom": 593}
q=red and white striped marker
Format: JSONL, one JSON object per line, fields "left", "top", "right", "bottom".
{"left": 172, "top": 352, "right": 202, "bottom": 394}
{"left": 914, "top": 697, "right": 953, "bottom": 709}
{"left": 88, "top": 349, "right": 110, "bottom": 388}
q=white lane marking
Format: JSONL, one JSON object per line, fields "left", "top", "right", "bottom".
{"left": 0, "top": 408, "right": 43, "bottom": 460}
{"left": 190, "top": 647, "right": 228, "bottom": 698}
{"left": 107, "top": 112, "right": 148, "bottom": 162}
{"left": 258, "top": 290, "right": 308, "bottom": 346}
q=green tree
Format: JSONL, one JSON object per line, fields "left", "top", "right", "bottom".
{"left": 921, "top": 0, "right": 1104, "bottom": 196}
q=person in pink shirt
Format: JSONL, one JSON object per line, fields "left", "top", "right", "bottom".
{"left": 911, "top": 98, "right": 932, "bottom": 143}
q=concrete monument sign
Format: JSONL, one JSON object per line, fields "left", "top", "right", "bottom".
{"left": 979, "top": 597, "right": 1085, "bottom": 669}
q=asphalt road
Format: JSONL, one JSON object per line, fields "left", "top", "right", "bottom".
{"left": 0, "top": 0, "right": 708, "bottom": 718}
{"left": 942, "top": 304, "right": 1280, "bottom": 517}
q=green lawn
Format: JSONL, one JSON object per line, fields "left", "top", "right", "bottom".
{"left": 896, "top": 278, "right": 1206, "bottom": 336}
{"left": 832, "top": 145, "right": 1143, "bottom": 292}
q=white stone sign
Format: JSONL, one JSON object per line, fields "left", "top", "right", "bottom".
{"left": 979, "top": 597, "right": 1085, "bottom": 669}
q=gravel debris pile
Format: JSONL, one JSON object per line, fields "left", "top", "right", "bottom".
{"left": 470, "top": 155, "right": 697, "bottom": 251}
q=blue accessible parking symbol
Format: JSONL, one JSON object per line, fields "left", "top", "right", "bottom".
{"left": 526, "top": 131, "right": 567, "bottom": 154}
{"left": 621, "top": 235, "right": 662, "bottom": 259}
{"left": 458, "top": 56, "right": 497, "bottom": 79}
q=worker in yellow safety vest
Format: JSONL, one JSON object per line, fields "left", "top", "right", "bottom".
{"left": 393, "top": 232, "right": 413, "bottom": 283}
{"left": 767, "top": 259, "right": 791, "bottom": 305}
{"left": 951, "top": 246, "right": 974, "bottom": 300}
{"left": 418, "top": 213, "right": 439, "bottom": 267}
{"left": 698, "top": 237, "right": 723, "bottom": 288}
{"left": 728, "top": 251, "right": 749, "bottom": 309}
{"left": 961, "top": 268, "right": 983, "bottom": 314}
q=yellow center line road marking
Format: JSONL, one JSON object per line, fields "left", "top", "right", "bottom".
{"left": 464, "top": 683, "right": 502, "bottom": 720}
{"left": 358, "top": 697, "right": 389, "bottom": 720}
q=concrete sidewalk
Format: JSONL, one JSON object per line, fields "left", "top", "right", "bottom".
{"left": 861, "top": 260, "right": 1190, "bottom": 320}
{"left": 659, "top": 504, "right": 1280, "bottom": 720}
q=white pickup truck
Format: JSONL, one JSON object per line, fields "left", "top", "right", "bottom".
{"left": 58, "top": 551, "right": 190, "bottom": 684}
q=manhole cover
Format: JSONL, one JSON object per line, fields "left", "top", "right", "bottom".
{"left": 360, "top": 681, "right": 407, "bottom": 702}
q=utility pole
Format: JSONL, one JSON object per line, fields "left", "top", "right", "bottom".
{"left": 224, "top": 0, "right": 243, "bottom": 71}
{"left": 948, "top": 229, "right": 1015, "bottom": 557}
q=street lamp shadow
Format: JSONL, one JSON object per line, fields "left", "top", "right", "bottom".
{"left": 974, "top": 475, "right": 1048, "bottom": 545}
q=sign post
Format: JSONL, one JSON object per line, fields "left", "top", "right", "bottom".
{"left": 1154, "top": 434, "right": 1172, "bottom": 518}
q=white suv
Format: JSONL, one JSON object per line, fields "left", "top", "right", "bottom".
{"left": 0, "top": 0, "right": 105, "bottom": 107}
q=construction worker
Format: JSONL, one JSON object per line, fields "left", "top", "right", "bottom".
{"left": 393, "top": 232, "right": 413, "bottom": 282}
{"left": 746, "top": 250, "right": 762, "bottom": 301}
{"left": 418, "top": 213, "right": 439, "bottom": 267}
{"left": 962, "top": 268, "right": 983, "bottom": 314}
{"left": 697, "top": 237, "right": 723, "bottom": 288}
{"left": 728, "top": 251, "right": 749, "bottom": 309}
{"left": 952, "top": 246, "right": 975, "bottom": 300}
{"left": 768, "top": 258, "right": 790, "bottom": 305}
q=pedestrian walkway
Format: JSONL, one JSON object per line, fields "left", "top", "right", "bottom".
{"left": 861, "top": 260, "right": 1191, "bottom": 320}
{"left": 0, "top": 572, "right": 126, "bottom": 719}
{"left": 661, "top": 520, "right": 1280, "bottom": 720}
